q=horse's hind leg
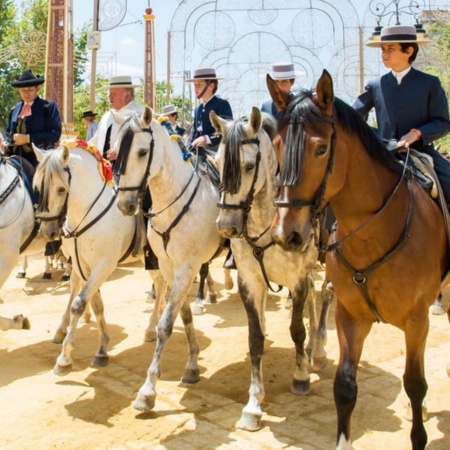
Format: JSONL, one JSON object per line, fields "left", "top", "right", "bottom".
{"left": 144, "top": 270, "right": 167, "bottom": 342}
{"left": 179, "top": 299, "right": 200, "bottom": 383}
{"left": 334, "top": 303, "right": 371, "bottom": 450}
{"left": 90, "top": 290, "right": 110, "bottom": 367}
{"left": 310, "top": 276, "right": 333, "bottom": 371}
{"left": 403, "top": 317, "right": 429, "bottom": 450}
{"left": 42, "top": 254, "right": 52, "bottom": 279}
{"left": 237, "top": 274, "right": 267, "bottom": 431}
{"left": 192, "top": 263, "right": 208, "bottom": 315}
{"left": 290, "top": 276, "right": 314, "bottom": 396}
{"left": 204, "top": 268, "right": 218, "bottom": 305}
{"left": 224, "top": 268, "right": 234, "bottom": 290}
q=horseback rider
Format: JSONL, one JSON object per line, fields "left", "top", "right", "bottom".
{"left": 353, "top": 24, "right": 450, "bottom": 203}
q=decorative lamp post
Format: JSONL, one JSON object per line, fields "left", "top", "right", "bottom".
{"left": 143, "top": 6, "right": 156, "bottom": 109}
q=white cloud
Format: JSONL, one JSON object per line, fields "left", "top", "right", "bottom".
{"left": 119, "top": 37, "right": 138, "bottom": 46}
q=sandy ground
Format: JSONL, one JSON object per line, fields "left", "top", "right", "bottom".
{"left": 0, "top": 254, "right": 449, "bottom": 450}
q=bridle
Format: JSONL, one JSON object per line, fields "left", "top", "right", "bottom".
{"left": 218, "top": 136, "right": 282, "bottom": 292}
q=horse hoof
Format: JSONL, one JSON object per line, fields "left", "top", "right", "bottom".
{"left": 133, "top": 393, "right": 155, "bottom": 412}
{"left": 238, "top": 411, "right": 262, "bottom": 431}
{"left": 285, "top": 298, "right": 293, "bottom": 309}
{"left": 291, "top": 378, "right": 311, "bottom": 396}
{"left": 144, "top": 329, "right": 157, "bottom": 342}
{"left": 431, "top": 304, "right": 446, "bottom": 315}
{"left": 16, "top": 272, "right": 26, "bottom": 279}
{"left": 204, "top": 293, "right": 217, "bottom": 304}
{"left": 62, "top": 274, "right": 70, "bottom": 282}
{"left": 54, "top": 363, "right": 72, "bottom": 376}
{"left": 92, "top": 355, "right": 109, "bottom": 367}
{"left": 21, "top": 316, "right": 31, "bottom": 330}
{"left": 181, "top": 368, "right": 200, "bottom": 384}
{"left": 192, "top": 304, "right": 204, "bottom": 315}
{"left": 43, "top": 273, "right": 52, "bottom": 280}
{"left": 80, "top": 314, "right": 91, "bottom": 324}
{"left": 311, "top": 356, "right": 328, "bottom": 371}
{"left": 52, "top": 330, "right": 67, "bottom": 344}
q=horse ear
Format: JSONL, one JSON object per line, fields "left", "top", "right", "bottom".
{"left": 31, "top": 143, "right": 45, "bottom": 162}
{"left": 249, "top": 107, "right": 262, "bottom": 134}
{"left": 61, "top": 144, "right": 70, "bottom": 164}
{"left": 142, "top": 105, "right": 153, "bottom": 127}
{"left": 267, "top": 74, "right": 290, "bottom": 111}
{"left": 315, "top": 70, "right": 334, "bottom": 115}
{"left": 210, "top": 111, "right": 225, "bottom": 134}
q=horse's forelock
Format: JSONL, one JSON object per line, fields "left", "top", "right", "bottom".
{"left": 220, "top": 118, "right": 247, "bottom": 194}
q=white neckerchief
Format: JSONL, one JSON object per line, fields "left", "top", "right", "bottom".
{"left": 392, "top": 66, "right": 411, "bottom": 85}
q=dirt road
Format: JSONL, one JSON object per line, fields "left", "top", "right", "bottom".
{"left": 0, "top": 255, "right": 449, "bottom": 449}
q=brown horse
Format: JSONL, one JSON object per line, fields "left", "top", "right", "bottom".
{"left": 268, "top": 69, "right": 450, "bottom": 450}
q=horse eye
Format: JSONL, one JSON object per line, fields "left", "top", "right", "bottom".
{"left": 58, "top": 187, "right": 66, "bottom": 195}
{"left": 315, "top": 144, "right": 328, "bottom": 156}
{"left": 138, "top": 148, "right": 147, "bottom": 158}
{"left": 245, "top": 164, "right": 255, "bottom": 172}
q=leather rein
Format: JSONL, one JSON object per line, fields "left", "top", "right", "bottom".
{"left": 217, "top": 137, "right": 282, "bottom": 293}
{"left": 273, "top": 113, "right": 414, "bottom": 323}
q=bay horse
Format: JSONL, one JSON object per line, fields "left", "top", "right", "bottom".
{"left": 268, "top": 69, "right": 449, "bottom": 450}
{"left": 0, "top": 155, "right": 48, "bottom": 300}
{"left": 32, "top": 141, "right": 165, "bottom": 375}
{"left": 211, "top": 107, "right": 332, "bottom": 430}
{"left": 115, "top": 106, "right": 225, "bottom": 412}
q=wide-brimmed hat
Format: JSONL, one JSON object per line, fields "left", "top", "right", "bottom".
{"left": 105, "top": 75, "right": 141, "bottom": 89}
{"left": 268, "top": 62, "right": 304, "bottom": 80}
{"left": 81, "top": 110, "right": 98, "bottom": 119}
{"left": 366, "top": 25, "right": 431, "bottom": 47}
{"left": 185, "top": 68, "right": 223, "bottom": 82}
{"left": 160, "top": 104, "right": 178, "bottom": 115}
{"left": 11, "top": 69, "right": 45, "bottom": 88}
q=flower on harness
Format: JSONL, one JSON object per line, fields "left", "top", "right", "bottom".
{"left": 157, "top": 116, "right": 192, "bottom": 163}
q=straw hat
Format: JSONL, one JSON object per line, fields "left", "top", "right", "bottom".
{"left": 268, "top": 62, "right": 304, "bottom": 80}
{"left": 11, "top": 69, "right": 45, "bottom": 88}
{"left": 366, "top": 24, "right": 431, "bottom": 47}
{"left": 160, "top": 104, "right": 177, "bottom": 115}
{"left": 105, "top": 75, "right": 141, "bottom": 89}
{"left": 185, "top": 68, "right": 223, "bottom": 82}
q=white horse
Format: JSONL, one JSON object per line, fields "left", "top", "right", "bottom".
{"left": 0, "top": 314, "right": 30, "bottom": 331}
{"left": 212, "top": 107, "right": 333, "bottom": 430}
{"left": 32, "top": 141, "right": 165, "bottom": 375}
{"left": 115, "top": 107, "right": 226, "bottom": 412}
{"left": 0, "top": 156, "right": 48, "bottom": 303}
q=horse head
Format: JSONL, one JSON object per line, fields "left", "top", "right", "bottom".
{"left": 269, "top": 70, "right": 338, "bottom": 252}
{"left": 213, "top": 107, "right": 277, "bottom": 239}
{"left": 116, "top": 106, "right": 156, "bottom": 216}
{"left": 33, "top": 143, "right": 72, "bottom": 241}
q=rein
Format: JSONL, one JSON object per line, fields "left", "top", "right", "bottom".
{"left": 218, "top": 137, "right": 282, "bottom": 293}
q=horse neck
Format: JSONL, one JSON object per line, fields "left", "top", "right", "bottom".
{"left": 330, "top": 131, "right": 407, "bottom": 234}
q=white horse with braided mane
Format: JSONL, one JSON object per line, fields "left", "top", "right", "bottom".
{"left": 32, "top": 140, "right": 165, "bottom": 375}
{"left": 114, "top": 106, "right": 226, "bottom": 412}
{"left": 212, "top": 107, "right": 333, "bottom": 430}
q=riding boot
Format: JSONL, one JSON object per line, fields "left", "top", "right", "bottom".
{"left": 144, "top": 244, "right": 159, "bottom": 270}
{"left": 223, "top": 248, "right": 237, "bottom": 270}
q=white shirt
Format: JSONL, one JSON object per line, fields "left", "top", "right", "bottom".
{"left": 392, "top": 66, "right": 411, "bottom": 85}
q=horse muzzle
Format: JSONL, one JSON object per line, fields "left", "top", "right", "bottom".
{"left": 270, "top": 209, "right": 313, "bottom": 252}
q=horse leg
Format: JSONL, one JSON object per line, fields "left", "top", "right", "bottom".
{"left": 90, "top": 290, "right": 110, "bottom": 367}
{"left": 192, "top": 263, "right": 208, "bottom": 315}
{"left": 224, "top": 268, "right": 234, "bottom": 290}
{"left": 335, "top": 303, "right": 372, "bottom": 450}
{"left": 403, "top": 316, "right": 429, "bottom": 450}
{"left": 16, "top": 256, "right": 27, "bottom": 279}
{"left": 42, "top": 254, "right": 52, "bottom": 279}
{"left": 310, "top": 277, "right": 333, "bottom": 371}
{"left": 237, "top": 273, "right": 267, "bottom": 431}
{"left": 134, "top": 274, "right": 196, "bottom": 412}
{"left": 61, "top": 255, "right": 71, "bottom": 282}
{"left": 204, "top": 269, "right": 218, "bottom": 304}
{"left": 290, "top": 276, "right": 314, "bottom": 396}
{"left": 144, "top": 270, "right": 167, "bottom": 342}
{"left": 179, "top": 299, "right": 201, "bottom": 383}
{"left": 0, "top": 314, "right": 30, "bottom": 331}
{"left": 304, "top": 275, "right": 317, "bottom": 359}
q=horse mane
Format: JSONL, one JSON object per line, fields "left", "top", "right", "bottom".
{"left": 220, "top": 112, "right": 277, "bottom": 195}
{"left": 278, "top": 89, "right": 403, "bottom": 186}
{"left": 34, "top": 149, "right": 70, "bottom": 212}
{"left": 115, "top": 113, "right": 142, "bottom": 176}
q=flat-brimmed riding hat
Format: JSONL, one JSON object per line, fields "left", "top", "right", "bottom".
{"left": 81, "top": 110, "right": 98, "bottom": 119}
{"left": 268, "top": 62, "right": 304, "bottom": 80}
{"left": 104, "top": 75, "right": 141, "bottom": 89}
{"left": 366, "top": 24, "right": 432, "bottom": 47}
{"left": 10, "top": 69, "right": 45, "bottom": 88}
{"left": 185, "top": 68, "right": 223, "bottom": 82}
{"left": 160, "top": 104, "right": 178, "bottom": 115}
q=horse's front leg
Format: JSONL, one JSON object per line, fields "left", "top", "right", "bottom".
{"left": 144, "top": 269, "right": 167, "bottom": 342}
{"left": 192, "top": 262, "right": 209, "bottom": 315}
{"left": 310, "top": 276, "right": 333, "bottom": 371}
{"left": 90, "top": 290, "right": 110, "bottom": 367}
{"left": 134, "top": 273, "right": 196, "bottom": 412}
{"left": 179, "top": 299, "right": 200, "bottom": 383}
{"left": 204, "top": 267, "right": 218, "bottom": 304}
{"left": 404, "top": 314, "right": 429, "bottom": 450}
{"left": 290, "top": 276, "right": 313, "bottom": 396}
{"left": 16, "top": 255, "right": 27, "bottom": 278}
{"left": 237, "top": 273, "right": 267, "bottom": 431}
{"left": 335, "top": 302, "right": 371, "bottom": 450}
